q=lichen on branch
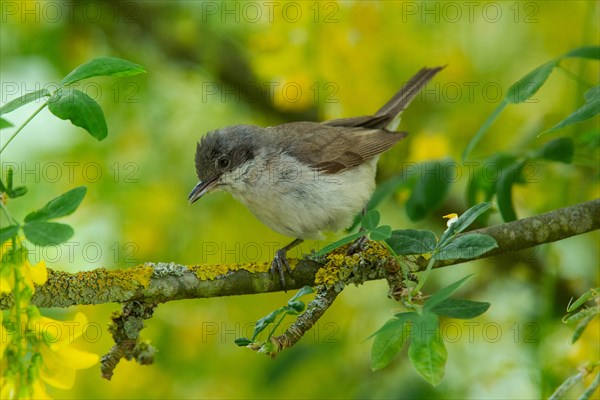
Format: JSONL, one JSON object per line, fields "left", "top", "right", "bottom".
{"left": 0, "top": 199, "right": 597, "bottom": 310}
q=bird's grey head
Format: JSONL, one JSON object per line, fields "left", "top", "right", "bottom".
{"left": 188, "top": 125, "right": 260, "bottom": 203}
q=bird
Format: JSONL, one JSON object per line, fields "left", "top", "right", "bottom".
{"left": 189, "top": 66, "right": 444, "bottom": 289}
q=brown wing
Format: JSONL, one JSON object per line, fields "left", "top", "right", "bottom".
{"left": 263, "top": 67, "right": 443, "bottom": 174}
{"left": 267, "top": 122, "right": 407, "bottom": 174}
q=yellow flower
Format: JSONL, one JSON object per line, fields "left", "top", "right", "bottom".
{"left": 0, "top": 313, "right": 5, "bottom": 361}
{"left": 0, "top": 270, "right": 11, "bottom": 294}
{"left": 0, "top": 240, "right": 13, "bottom": 293}
{"left": 443, "top": 213, "right": 458, "bottom": 228}
{"left": 0, "top": 373, "right": 16, "bottom": 400}
{"left": 0, "top": 238, "right": 11, "bottom": 255}
{"left": 1, "top": 240, "right": 47, "bottom": 294}
{"left": 29, "top": 378, "right": 51, "bottom": 400}
{"left": 0, "top": 259, "right": 47, "bottom": 294}
{"left": 23, "top": 260, "right": 48, "bottom": 290}
{"left": 29, "top": 312, "right": 99, "bottom": 390}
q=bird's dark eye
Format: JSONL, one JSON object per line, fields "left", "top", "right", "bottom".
{"left": 216, "top": 156, "right": 230, "bottom": 169}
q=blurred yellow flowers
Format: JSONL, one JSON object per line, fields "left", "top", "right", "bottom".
{"left": 1, "top": 240, "right": 98, "bottom": 399}
{"left": 30, "top": 312, "right": 100, "bottom": 390}
{"left": 1, "top": 239, "right": 48, "bottom": 294}
{"left": 0, "top": 259, "right": 47, "bottom": 295}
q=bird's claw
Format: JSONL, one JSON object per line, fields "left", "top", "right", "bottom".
{"left": 347, "top": 235, "right": 368, "bottom": 255}
{"left": 271, "top": 249, "right": 294, "bottom": 291}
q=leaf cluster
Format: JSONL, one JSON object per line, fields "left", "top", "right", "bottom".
{"left": 370, "top": 275, "right": 490, "bottom": 385}
{"left": 1, "top": 57, "right": 145, "bottom": 247}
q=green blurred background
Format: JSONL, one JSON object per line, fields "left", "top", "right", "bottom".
{"left": 1, "top": 1, "right": 599, "bottom": 398}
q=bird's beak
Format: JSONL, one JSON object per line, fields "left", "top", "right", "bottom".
{"left": 188, "top": 177, "right": 218, "bottom": 204}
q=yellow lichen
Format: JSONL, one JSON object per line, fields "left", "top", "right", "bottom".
{"left": 72, "top": 265, "right": 154, "bottom": 293}
{"left": 315, "top": 241, "right": 394, "bottom": 287}
{"left": 125, "top": 265, "right": 154, "bottom": 289}
{"left": 189, "top": 261, "right": 272, "bottom": 281}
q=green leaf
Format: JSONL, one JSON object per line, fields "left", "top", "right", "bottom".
{"left": 536, "top": 138, "right": 574, "bottom": 163}
{"left": 234, "top": 338, "right": 253, "bottom": 347}
{"left": 0, "top": 89, "right": 50, "bottom": 115}
{"left": 564, "top": 307, "right": 596, "bottom": 324}
{"left": 251, "top": 308, "right": 286, "bottom": 340}
{"left": 370, "top": 313, "right": 414, "bottom": 371}
{"left": 23, "top": 221, "right": 74, "bottom": 246}
{"left": 24, "top": 186, "right": 87, "bottom": 222}
{"left": 408, "top": 313, "right": 447, "bottom": 386}
{"left": 462, "top": 100, "right": 508, "bottom": 160}
{"left": 9, "top": 186, "right": 28, "bottom": 199}
{"left": 314, "top": 232, "right": 364, "bottom": 257}
{"left": 60, "top": 57, "right": 146, "bottom": 86}
{"left": 584, "top": 86, "right": 600, "bottom": 102}
{"left": 286, "top": 301, "right": 305, "bottom": 313}
{"left": 0, "top": 225, "right": 20, "bottom": 243}
{"left": 466, "top": 154, "right": 517, "bottom": 207}
{"left": 506, "top": 60, "right": 558, "bottom": 104}
{"left": 0, "top": 117, "right": 13, "bottom": 130}
{"left": 435, "top": 233, "right": 498, "bottom": 261}
{"left": 571, "top": 310, "right": 598, "bottom": 343}
{"left": 369, "top": 225, "right": 392, "bottom": 241}
{"left": 289, "top": 286, "right": 314, "bottom": 303}
{"left": 48, "top": 89, "right": 108, "bottom": 140}
{"left": 567, "top": 288, "right": 599, "bottom": 312}
{"left": 386, "top": 229, "right": 437, "bottom": 255}
{"left": 361, "top": 209, "right": 380, "bottom": 231}
{"left": 429, "top": 298, "right": 491, "bottom": 319}
{"left": 3, "top": 167, "right": 28, "bottom": 198}
{"left": 6, "top": 168, "right": 14, "bottom": 192}
{"left": 424, "top": 275, "right": 473, "bottom": 312}
{"left": 544, "top": 98, "right": 600, "bottom": 134}
{"left": 496, "top": 163, "right": 523, "bottom": 222}
{"left": 368, "top": 312, "right": 418, "bottom": 340}
{"left": 438, "top": 202, "right": 493, "bottom": 245}
{"left": 563, "top": 45, "right": 600, "bottom": 60}
{"left": 463, "top": 46, "right": 597, "bottom": 160}
{"left": 405, "top": 160, "right": 453, "bottom": 221}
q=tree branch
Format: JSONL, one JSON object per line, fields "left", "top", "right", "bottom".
{"left": 268, "top": 286, "right": 339, "bottom": 356}
{"left": 1, "top": 199, "right": 598, "bottom": 310}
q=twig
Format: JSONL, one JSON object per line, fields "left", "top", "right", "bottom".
{"left": 100, "top": 301, "right": 157, "bottom": 380}
{"left": 267, "top": 286, "right": 339, "bottom": 357}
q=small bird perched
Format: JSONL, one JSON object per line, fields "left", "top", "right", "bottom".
{"left": 189, "top": 66, "right": 444, "bottom": 289}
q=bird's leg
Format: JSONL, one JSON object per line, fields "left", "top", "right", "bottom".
{"left": 347, "top": 208, "right": 369, "bottom": 255}
{"left": 271, "top": 238, "right": 304, "bottom": 291}
{"left": 347, "top": 235, "right": 369, "bottom": 255}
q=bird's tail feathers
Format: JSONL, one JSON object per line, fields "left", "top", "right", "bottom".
{"left": 376, "top": 66, "right": 445, "bottom": 130}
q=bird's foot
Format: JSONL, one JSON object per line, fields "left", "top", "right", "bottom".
{"left": 271, "top": 248, "right": 294, "bottom": 292}
{"left": 346, "top": 235, "right": 369, "bottom": 255}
